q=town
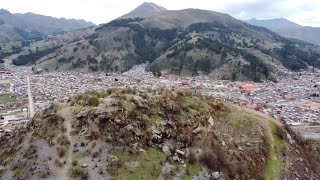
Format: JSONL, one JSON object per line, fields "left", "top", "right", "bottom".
{"left": 0, "top": 59, "right": 320, "bottom": 140}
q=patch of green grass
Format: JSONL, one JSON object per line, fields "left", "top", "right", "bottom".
{"left": 222, "top": 103, "right": 263, "bottom": 139}
{"left": 0, "top": 41, "right": 21, "bottom": 52}
{"left": 0, "top": 94, "right": 16, "bottom": 103}
{"left": 109, "top": 148, "right": 167, "bottom": 180}
{"left": 0, "top": 65, "right": 7, "bottom": 71}
{"left": 178, "top": 96, "right": 209, "bottom": 123}
{"left": 185, "top": 163, "right": 201, "bottom": 180}
{"left": 264, "top": 123, "right": 288, "bottom": 180}
{"left": 75, "top": 150, "right": 90, "bottom": 159}
{"left": 149, "top": 116, "right": 162, "bottom": 126}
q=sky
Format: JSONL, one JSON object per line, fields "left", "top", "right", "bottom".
{"left": 0, "top": 0, "right": 320, "bottom": 27}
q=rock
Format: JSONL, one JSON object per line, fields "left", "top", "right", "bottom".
{"left": 208, "top": 116, "right": 214, "bottom": 127}
{"left": 132, "top": 143, "right": 139, "bottom": 150}
{"left": 106, "top": 135, "right": 113, "bottom": 142}
{"left": 221, "top": 141, "right": 226, "bottom": 146}
{"left": 162, "top": 163, "right": 173, "bottom": 175}
{"left": 109, "top": 155, "right": 119, "bottom": 162}
{"left": 162, "top": 145, "right": 172, "bottom": 156}
{"left": 132, "top": 96, "right": 147, "bottom": 108}
{"left": 82, "top": 164, "right": 88, "bottom": 168}
{"left": 125, "top": 124, "right": 134, "bottom": 131}
{"left": 152, "top": 127, "right": 161, "bottom": 135}
{"left": 139, "top": 148, "right": 146, "bottom": 153}
{"left": 175, "top": 149, "right": 185, "bottom": 156}
{"left": 173, "top": 156, "right": 179, "bottom": 162}
{"left": 238, "top": 146, "right": 243, "bottom": 151}
{"left": 245, "top": 142, "right": 251, "bottom": 147}
{"left": 192, "top": 127, "right": 203, "bottom": 134}
{"left": 152, "top": 134, "right": 162, "bottom": 144}
{"left": 287, "top": 134, "right": 294, "bottom": 145}
{"left": 211, "top": 171, "right": 220, "bottom": 179}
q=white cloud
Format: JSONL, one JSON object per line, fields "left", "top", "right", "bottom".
{"left": 0, "top": 0, "right": 319, "bottom": 26}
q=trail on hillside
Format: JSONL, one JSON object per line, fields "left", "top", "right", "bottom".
{"left": 243, "top": 108, "right": 282, "bottom": 179}
{"left": 55, "top": 107, "right": 74, "bottom": 180}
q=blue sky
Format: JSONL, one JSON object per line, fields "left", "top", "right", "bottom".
{"left": 1, "top": 0, "right": 319, "bottom": 26}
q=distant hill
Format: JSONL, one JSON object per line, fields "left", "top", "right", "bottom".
{"left": 0, "top": 9, "right": 95, "bottom": 43}
{"left": 118, "top": 2, "right": 166, "bottom": 19}
{"left": 246, "top": 18, "right": 320, "bottom": 45}
{"left": 12, "top": 3, "right": 320, "bottom": 82}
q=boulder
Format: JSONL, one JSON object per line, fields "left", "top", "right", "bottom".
{"left": 172, "top": 156, "right": 179, "bottom": 162}
{"left": 211, "top": 171, "right": 220, "bottom": 179}
{"left": 162, "top": 145, "right": 172, "bottom": 155}
{"left": 176, "top": 149, "right": 185, "bottom": 156}
{"left": 287, "top": 134, "right": 294, "bottom": 145}
{"left": 208, "top": 116, "right": 214, "bottom": 127}
{"left": 193, "top": 127, "right": 203, "bottom": 134}
{"left": 82, "top": 164, "right": 88, "bottom": 168}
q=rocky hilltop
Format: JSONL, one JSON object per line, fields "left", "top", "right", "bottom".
{"left": 0, "top": 88, "right": 320, "bottom": 179}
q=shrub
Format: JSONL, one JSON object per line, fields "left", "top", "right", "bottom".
{"left": 274, "top": 125, "right": 286, "bottom": 140}
{"left": 92, "top": 151, "right": 99, "bottom": 158}
{"left": 58, "top": 147, "right": 67, "bottom": 157}
{"left": 199, "top": 150, "right": 217, "bottom": 170}
{"left": 55, "top": 158, "right": 66, "bottom": 167}
{"left": 57, "top": 135, "right": 70, "bottom": 146}
{"left": 70, "top": 166, "right": 89, "bottom": 179}
{"left": 87, "top": 96, "right": 99, "bottom": 106}
{"left": 72, "top": 160, "right": 78, "bottom": 167}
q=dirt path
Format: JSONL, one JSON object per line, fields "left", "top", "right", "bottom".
{"left": 243, "top": 108, "right": 283, "bottom": 179}
{"left": 55, "top": 107, "right": 74, "bottom": 180}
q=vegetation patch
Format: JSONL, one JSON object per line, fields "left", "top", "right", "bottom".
{"left": 0, "top": 94, "right": 16, "bottom": 103}
{"left": 109, "top": 148, "right": 167, "bottom": 179}
{"left": 69, "top": 165, "right": 89, "bottom": 180}
{"left": 264, "top": 123, "right": 288, "bottom": 180}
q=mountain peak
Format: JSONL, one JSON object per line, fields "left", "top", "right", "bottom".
{"left": 0, "top": 9, "right": 11, "bottom": 15}
{"left": 140, "top": 2, "right": 166, "bottom": 10}
{"left": 118, "top": 2, "right": 166, "bottom": 19}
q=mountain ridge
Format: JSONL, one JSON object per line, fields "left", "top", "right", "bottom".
{"left": 246, "top": 18, "right": 320, "bottom": 44}
{"left": 7, "top": 3, "right": 320, "bottom": 82}
{"left": 0, "top": 8, "right": 95, "bottom": 43}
